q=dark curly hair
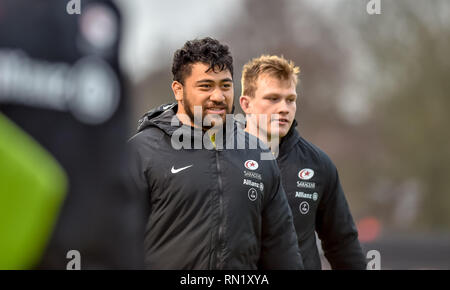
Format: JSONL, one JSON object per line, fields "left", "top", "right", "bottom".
{"left": 172, "top": 37, "right": 233, "bottom": 84}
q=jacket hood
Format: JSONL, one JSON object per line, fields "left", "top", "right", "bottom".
{"left": 137, "top": 102, "right": 180, "bottom": 135}
{"left": 279, "top": 119, "right": 301, "bottom": 155}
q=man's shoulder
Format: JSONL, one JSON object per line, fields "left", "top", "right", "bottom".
{"left": 128, "top": 126, "right": 165, "bottom": 147}
{"left": 296, "top": 135, "right": 336, "bottom": 170}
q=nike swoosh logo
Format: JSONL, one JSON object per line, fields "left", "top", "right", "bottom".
{"left": 171, "top": 165, "right": 193, "bottom": 174}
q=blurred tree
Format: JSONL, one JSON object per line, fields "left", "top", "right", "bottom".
{"left": 355, "top": 0, "right": 450, "bottom": 229}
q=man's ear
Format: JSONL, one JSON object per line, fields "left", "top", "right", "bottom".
{"left": 239, "top": 95, "right": 251, "bottom": 114}
{"left": 172, "top": 81, "right": 183, "bottom": 101}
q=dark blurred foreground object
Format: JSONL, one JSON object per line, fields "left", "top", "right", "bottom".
{"left": 0, "top": 0, "right": 145, "bottom": 269}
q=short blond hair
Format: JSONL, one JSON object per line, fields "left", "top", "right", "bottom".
{"left": 241, "top": 55, "right": 300, "bottom": 97}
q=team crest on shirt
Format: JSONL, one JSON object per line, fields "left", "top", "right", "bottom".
{"left": 242, "top": 160, "right": 264, "bottom": 198}
{"left": 244, "top": 160, "right": 259, "bottom": 171}
{"left": 297, "top": 168, "right": 316, "bottom": 189}
{"left": 298, "top": 168, "right": 314, "bottom": 180}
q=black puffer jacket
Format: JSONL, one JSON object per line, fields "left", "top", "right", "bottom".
{"left": 128, "top": 103, "right": 303, "bottom": 270}
{"left": 277, "top": 121, "right": 366, "bottom": 269}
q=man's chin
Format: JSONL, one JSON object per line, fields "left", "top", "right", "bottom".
{"left": 279, "top": 129, "right": 289, "bottom": 138}
{"left": 269, "top": 130, "right": 286, "bottom": 140}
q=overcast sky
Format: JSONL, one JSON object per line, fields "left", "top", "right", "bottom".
{"left": 115, "top": 0, "right": 244, "bottom": 82}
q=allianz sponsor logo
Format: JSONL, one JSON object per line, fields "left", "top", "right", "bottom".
{"left": 297, "top": 181, "right": 315, "bottom": 189}
{"left": 243, "top": 170, "right": 262, "bottom": 181}
{"left": 243, "top": 179, "right": 264, "bottom": 192}
{"left": 295, "top": 191, "right": 318, "bottom": 201}
{"left": 0, "top": 49, "right": 119, "bottom": 125}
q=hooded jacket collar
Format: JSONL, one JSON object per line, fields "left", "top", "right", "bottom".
{"left": 137, "top": 102, "right": 181, "bottom": 136}
{"left": 279, "top": 119, "right": 301, "bottom": 157}
{"left": 137, "top": 102, "right": 240, "bottom": 149}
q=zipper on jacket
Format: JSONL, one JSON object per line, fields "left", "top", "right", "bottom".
{"left": 214, "top": 150, "right": 225, "bottom": 270}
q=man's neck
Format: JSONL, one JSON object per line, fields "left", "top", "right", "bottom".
{"left": 245, "top": 124, "right": 281, "bottom": 150}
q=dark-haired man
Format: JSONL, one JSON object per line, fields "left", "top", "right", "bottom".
{"left": 128, "top": 38, "right": 303, "bottom": 270}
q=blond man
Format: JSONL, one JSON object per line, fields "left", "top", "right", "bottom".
{"left": 239, "top": 55, "right": 366, "bottom": 269}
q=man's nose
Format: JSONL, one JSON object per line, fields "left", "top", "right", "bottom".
{"left": 278, "top": 100, "right": 290, "bottom": 115}
{"left": 210, "top": 88, "right": 226, "bottom": 103}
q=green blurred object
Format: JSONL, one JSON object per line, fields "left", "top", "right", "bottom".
{"left": 0, "top": 113, "right": 67, "bottom": 269}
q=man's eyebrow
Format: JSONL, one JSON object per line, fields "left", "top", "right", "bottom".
{"left": 196, "top": 79, "right": 215, "bottom": 84}
{"left": 262, "top": 93, "right": 297, "bottom": 98}
{"left": 262, "top": 92, "right": 282, "bottom": 98}
{"left": 196, "top": 78, "right": 233, "bottom": 84}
